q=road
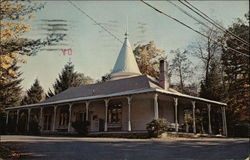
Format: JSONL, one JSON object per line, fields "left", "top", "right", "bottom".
{"left": 0, "top": 135, "right": 249, "bottom": 160}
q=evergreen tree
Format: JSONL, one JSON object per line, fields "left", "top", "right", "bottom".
{"left": 46, "top": 61, "right": 93, "bottom": 98}
{"left": 21, "top": 79, "right": 44, "bottom": 105}
{"left": 0, "top": 63, "right": 22, "bottom": 112}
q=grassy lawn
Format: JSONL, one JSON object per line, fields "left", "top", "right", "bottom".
{"left": 0, "top": 145, "right": 20, "bottom": 160}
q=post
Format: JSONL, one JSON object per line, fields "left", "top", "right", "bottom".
{"left": 68, "top": 104, "right": 72, "bottom": 132}
{"left": 6, "top": 111, "right": 9, "bottom": 125}
{"left": 174, "top": 98, "right": 178, "bottom": 132}
{"left": 104, "top": 99, "right": 109, "bottom": 132}
{"left": 154, "top": 93, "right": 159, "bottom": 119}
{"left": 207, "top": 104, "right": 212, "bottom": 134}
{"left": 40, "top": 107, "right": 43, "bottom": 131}
{"left": 16, "top": 110, "right": 19, "bottom": 125}
{"left": 52, "top": 106, "right": 57, "bottom": 132}
{"left": 127, "top": 96, "right": 132, "bottom": 131}
{"left": 192, "top": 101, "right": 196, "bottom": 134}
{"left": 85, "top": 102, "right": 89, "bottom": 121}
{"left": 221, "top": 106, "right": 227, "bottom": 136}
{"left": 16, "top": 110, "right": 19, "bottom": 131}
{"left": 27, "top": 108, "right": 31, "bottom": 132}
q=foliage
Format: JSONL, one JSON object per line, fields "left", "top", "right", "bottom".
{"left": 71, "top": 121, "right": 90, "bottom": 136}
{"left": 146, "top": 118, "right": 168, "bottom": 138}
{"left": 221, "top": 14, "right": 249, "bottom": 136}
{"left": 199, "top": 59, "right": 225, "bottom": 101}
{"left": 169, "top": 49, "right": 194, "bottom": 92}
{"left": 46, "top": 61, "right": 94, "bottom": 98}
{"left": 0, "top": 0, "right": 65, "bottom": 83}
{"left": 133, "top": 41, "right": 166, "bottom": 79}
{"left": 0, "top": 63, "right": 22, "bottom": 112}
{"left": 21, "top": 79, "right": 44, "bottom": 105}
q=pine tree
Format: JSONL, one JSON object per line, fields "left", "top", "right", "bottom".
{"left": 0, "top": 63, "right": 22, "bottom": 112}
{"left": 46, "top": 61, "right": 93, "bottom": 98}
{"left": 21, "top": 79, "right": 44, "bottom": 105}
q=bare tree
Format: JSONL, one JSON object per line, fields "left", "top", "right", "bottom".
{"left": 169, "top": 49, "right": 193, "bottom": 92}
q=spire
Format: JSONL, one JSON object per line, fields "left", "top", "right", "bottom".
{"left": 110, "top": 34, "right": 141, "bottom": 80}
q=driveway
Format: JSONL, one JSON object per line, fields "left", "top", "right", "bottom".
{"left": 0, "top": 135, "right": 249, "bottom": 160}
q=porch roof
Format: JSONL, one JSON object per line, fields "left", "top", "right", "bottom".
{"left": 5, "top": 75, "right": 226, "bottom": 111}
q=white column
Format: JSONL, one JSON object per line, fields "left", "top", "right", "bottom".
{"left": 85, "top": 102, "right": 89, "bottom": 121}
{"left": 6, "top": 111, "right": 9, "bottom": 125}
{"left": 68, "top": 104, "right": 72, "bottom": 132}
{"left": 174, "top": 98, "right": 178, "bottom": 132}
{"left": 192, "top": 101, "right": 196, "bottom": 134}
{"left": 16, "top": 110, "right": 19, "bottom": 125}
{"left": 40, "top": 107, "right": 43, "bottom": 131}
{"left": 221, "top": 106, "right": 227, "bottom": 136}
{"left": 127, "top": 96, "right": 132, "bottom": 131}
{"left": 207, "top": 104, "right": 212, "bottom": 134}
{"left": 27, "top": 108, "right": 31, "bottom": 132}
{"left": 16, "top": 110, "right": 19, "bottom": 131}
{"left": 52, "top": 106, "right": 57, "bottom": 132}
{"left": 104, "top": 99, "right": 109, "bottom": 132}
{"left": 154, "top": 93, "right": 159, "bottom": 119}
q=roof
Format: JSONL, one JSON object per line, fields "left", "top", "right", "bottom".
{"left": 6, "top": 75, "right": 226, "bottom": 110}
{"left": 111, "top": 37, "right": 141, "bottom": 77}
{"left": 45, "top": 75, "right": 159, "bottom": 103}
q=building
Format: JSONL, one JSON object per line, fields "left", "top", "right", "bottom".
{"left": 5, "top": 33, "right": 227, "bottom": 136}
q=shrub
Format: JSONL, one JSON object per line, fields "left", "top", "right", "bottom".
{"left": 146, "top": 118, "right": 168, "bottom": 138}
{"left": 72, "top": 121, "right": 90, "bottom": 136}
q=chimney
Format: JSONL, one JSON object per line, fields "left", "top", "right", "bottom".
{"left": 159, "top": 60, "right": 169, "bottom": 90}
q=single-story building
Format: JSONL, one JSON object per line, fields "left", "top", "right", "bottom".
{"left": 5, "top": 33, "right": 227, "bottom": 136}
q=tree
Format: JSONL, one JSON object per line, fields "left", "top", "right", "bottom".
{"left": 46, "top": 61, "right": 93, "bottom": 98}
{"left": 133, "top": 41, "right": 165, "bottom": 79}
{"left": 0, "top": 63, "right": 22, "bottom": 112}
{"left": 0, "top": 0, "right": 64, "bottom": 83}
{"left": 21, "top": 79, "right": 44, "bottom": 105}
{"left": 169, "top": 49, "right": 193, "bottom": 92}
{"left": 221, "top": 13, "right": 249, "bottom": 136}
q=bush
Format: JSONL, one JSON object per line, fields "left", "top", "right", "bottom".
{"left": 146, "top": 118, "right": 168, "bottom": 138}
{"left": 72, "top": 121, "right": 90, "bottom": 136}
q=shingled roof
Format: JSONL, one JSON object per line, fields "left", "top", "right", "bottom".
{"left": 44, "top": 75, "right": 162, "bottom": 103}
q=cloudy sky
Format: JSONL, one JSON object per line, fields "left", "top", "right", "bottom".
{"left": 21, "top": 1, "right": 249, "bottom": 91}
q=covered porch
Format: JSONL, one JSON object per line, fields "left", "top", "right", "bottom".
{"left": 5, "top": 88, "right": 227, "bottom": 136}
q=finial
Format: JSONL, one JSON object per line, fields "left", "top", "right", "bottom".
{"left": 125, "top": 16, "right": 128, "bottom": 39}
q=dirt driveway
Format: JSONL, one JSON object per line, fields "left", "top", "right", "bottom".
{"left": 0, "top": 135, "right": 249, "bottom": 160}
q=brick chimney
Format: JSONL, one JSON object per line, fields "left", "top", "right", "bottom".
{"left": 159, "top": 60, "right": 169, "bottom": 90}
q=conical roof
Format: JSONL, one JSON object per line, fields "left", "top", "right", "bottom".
{"left": 111, "top": 36, "right": 141, "bottom": 80}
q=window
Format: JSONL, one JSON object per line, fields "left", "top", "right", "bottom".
{"left": 108, "top": 103, "right": 122, "bottom": 124}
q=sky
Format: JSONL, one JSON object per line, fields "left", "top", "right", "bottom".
{"left": 20, "top": 0, "right": 249, "bottom": 92}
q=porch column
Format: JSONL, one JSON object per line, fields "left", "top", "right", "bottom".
{"left": 52, "top": 106, "right": 57, "bottom": 132}
{"left": 40, "top": 107, "right": 43, "bottom": 131}
{"left": 127, "top": 96, "right": 132, "bottom": 131}
{"left": 16, "top": 110, "right": 19, "bottom": 125}
{"left": 174, "top": 98, "right": 178, "bottom": 132}
{"left": 27, "top": 108, "right": 31, "bottom": 132}
{"left": 16, "top": 110, "right": 19, "bottom": 131}
{"left": 6, "top": 111, "right": 9, "bottom": 125}
{"left": 221, "top": 106, "right": 227, "bottom": 136}
{"left": 207, "top": 104, "right": 212, "bottom": 134}
{"left": 68, "top": 104, "right": 72, "bottom": 132}
{"left": 192, "top": 101, "right": 196, "bottom": 134}
{"left": 104, "top": 99, "right": 109, "bottom": 132}
{"left": 154, "top": 93, "right": 159, "bottom": 119}
{"left": 85, "top": 102, "right": 89, "bottom": 121}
